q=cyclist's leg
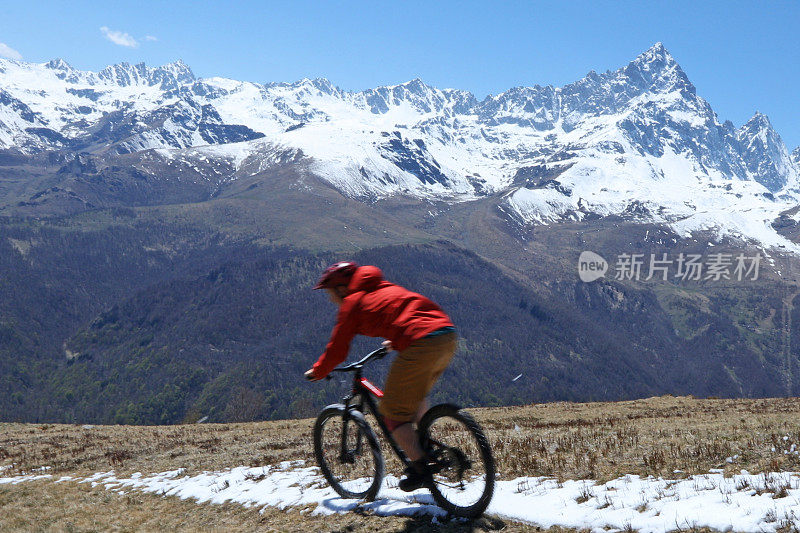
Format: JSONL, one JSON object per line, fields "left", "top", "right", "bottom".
{"left": 380, "top": 333, "right": 457, "bottom": 461}
{"left": 414, "top": 398, "right": 429, "bottom": 424}
{"left": 380, "top": 351, "right": 428, "bottom": 461}
{"left": 420, "top": 333, "right": 457, "bottom": 401}
{"left": 392, "top": 421, "right": 424, "bottom": 461}
{"left": 390, "top": 399, "right": 430, "bottom": 464}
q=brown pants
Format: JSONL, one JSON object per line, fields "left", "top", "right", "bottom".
{"left": 379, "top": 332, "right": 457, "bottom": 422}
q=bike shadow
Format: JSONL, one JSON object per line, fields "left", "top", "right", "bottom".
{"left": 320, "top": 495, "right": 510, "bottom": 532}
{"left": 397, "top": 515, "right": 511, "bottom": 532}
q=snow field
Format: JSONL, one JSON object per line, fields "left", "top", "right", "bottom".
{"left": 4, "top": 461, "right": 800, "bottom": 532}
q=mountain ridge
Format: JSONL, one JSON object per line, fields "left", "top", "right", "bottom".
{"left": 1, "top": 43, "right": 799, "bottom": 252}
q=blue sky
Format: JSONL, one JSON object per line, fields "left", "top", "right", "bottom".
{"left": 1, "top": 1, "right": 798, "bottom": 148}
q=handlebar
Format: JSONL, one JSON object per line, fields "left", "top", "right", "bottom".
{"left": 326, "top": 346, "right": 389, "bottom": 379}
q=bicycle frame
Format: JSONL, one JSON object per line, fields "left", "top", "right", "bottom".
{"left": 330, "top": 347, "right": 412, "bottom": 467}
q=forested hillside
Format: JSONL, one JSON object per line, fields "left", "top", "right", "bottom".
{"left": 1, "top": 178, "right": 797, "bottom": 425}
{"left": 6, "top": 238, "right": 786, "bottom": 424}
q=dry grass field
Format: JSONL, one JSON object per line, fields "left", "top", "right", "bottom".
{"left": 2, "top": 395, "right": 800, "bottom": 532}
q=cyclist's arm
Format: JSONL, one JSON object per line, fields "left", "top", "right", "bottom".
{"left": 311, "top": 298, "right": 358, "bottom": 378}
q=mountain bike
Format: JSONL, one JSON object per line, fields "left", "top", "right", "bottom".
{"left": 312, "top": 345, "right": 495, "bottom": 518}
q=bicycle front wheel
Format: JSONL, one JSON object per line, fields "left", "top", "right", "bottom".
{"left": 418, "top": 404, "right": 495, "bottom": 518}
{"left": 313, "top": 404, "right": 384, "bottom": 501}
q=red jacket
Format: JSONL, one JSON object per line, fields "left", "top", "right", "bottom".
{"left": 312, "top": 265, "right": 454, "bottom": 378}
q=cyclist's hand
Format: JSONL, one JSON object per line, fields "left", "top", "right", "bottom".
{"left": 382, "top": 340, "right": 393, "bottom": 350}
{"left": 304, "top": 369, "right": 321, "bottom": 382}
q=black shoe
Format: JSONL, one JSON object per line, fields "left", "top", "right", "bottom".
{"left": 398, "top": 459, "right": 430, "bottom": 492}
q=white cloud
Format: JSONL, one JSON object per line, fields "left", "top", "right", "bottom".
{"left": 100, "top": 26, "right": 139, "bottom": 48}
{"left": 144, "top": 35, "right": 158, "bottom": 42}
{"left": 0, "top": 42, "right": 22, "bottom": 60}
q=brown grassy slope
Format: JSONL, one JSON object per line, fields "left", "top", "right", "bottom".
{"left": 4, "top": 396, "right": 800, "bottom": 481}
{"left": 2, "top": 396, "right": 800, "bottom": 532}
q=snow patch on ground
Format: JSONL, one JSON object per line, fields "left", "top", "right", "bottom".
{"left": 0, "top": 473, "right": 52, "bottom": 485}
{"left": 4, "top": 462, "right": 800, "bottom": 531}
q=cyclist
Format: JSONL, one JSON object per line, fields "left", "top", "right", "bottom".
{"left": 304, "top": 261, "right": 457, "bottom": 491}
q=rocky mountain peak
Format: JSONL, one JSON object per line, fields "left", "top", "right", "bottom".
{"left": 623, "top": 42, "right": 693, "bottom": 94}
{"left": 746, "top": 110, "right": 770, "bottom": 125}
{"left": 737, "top": 111, "right": 797, "bottom": 192}
{"left": 96, "top": 60, "right": 195, "bottom": 89}
{"left": 44, "top": 58, "right": 74, "bottom": 71}
{"left": 361, "top": 78, "right": 454, "bottom": 115}
{"left": 739, "top": 111, "right": 780, "bottom": 141}
{"left": 633, "top": 42, "right": 673, "bottom": 67}
{"left": 557, "top": 43, "right": 696, "bottom": 130}
{"left": 159, "top": 59, "right": 195, "bottom": 84}
{"left": 264, "top": 77, "right": 338, "bottom": 97}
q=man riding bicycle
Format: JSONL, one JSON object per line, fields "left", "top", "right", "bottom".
{"left": 304, "top": 261, "right": 457, "bottom": 492}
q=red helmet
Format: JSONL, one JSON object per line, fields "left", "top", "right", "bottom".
{"left": 313, "top": 261, "right": 359, "bottom": 290}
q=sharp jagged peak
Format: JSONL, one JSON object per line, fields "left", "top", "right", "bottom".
{"left": 623, "top": 42, "right": 681, "bottom": 79}
{"left": 743, "top": 111, "right": 772, "bottom": 129}
{"left": 0, "top": 57, "right": 196, "bottom": 90}
{"left": 302, "top": 77, "right": 334, "bottom": 89}
{"left": 366, "top": 77, "right": 435, "bottom": 95}
{"left": 44, "top": 58, "right": 74, "bottom": 71}
{"left": 79, "top": 59, "right": 192, "bottom": 91}
{"left": 367, "top": 77, "right": 477, "bottom": 101}
{"left": 0, "top": 56, "right": 21, "bottom": 66}
{"left": 493, "top": 84, "right": 554, "bottom": 97}
{"left": 737, "top": 111, "right": 783, "bottom": 145}
{"left": 158, "top": 59, "right": 195, "bottom": 79}
{"left": 482, "top": 42, "right": 690, "bottom": 107}
{"left": 101, "top": 59, "right": 190, "bottom": 71}
{"left": 634, "top": 42, "right": 675, "bottom": 67}
{"left": 307, "top": 77, "right": 336, "bottom": 94}
{"left": 551, "top": 41, "right": 696, "bottom": 124}
{"left": 734, "top": 110, "right": 796, "bottom": 192}
{"left": 621, "top": 42, "right": 693, "bottom": 93}
{"left": 397, "top": 77, "right": 430, "bottom": 92}
{"left": 263, "top": 77, "right": 340, "bottom": 97}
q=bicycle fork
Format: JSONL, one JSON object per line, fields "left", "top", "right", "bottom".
{"left": 339, "top": 396, "right": 365, "bottom": 464}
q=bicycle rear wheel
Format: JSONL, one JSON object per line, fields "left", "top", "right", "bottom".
{"left": 418, "top": 404, "right": 495, "bottom": 518}
{"left": 313, "top": 404, "right": 384, "bottom": 501}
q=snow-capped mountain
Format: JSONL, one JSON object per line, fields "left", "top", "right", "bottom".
{"left": 1, "top": 43, "right": 799, "bottom": 249}
{"left": 0, "top": 58, "right": 264, "bottom": 153}
{"left": 736, "top": 112, "right": 797, "bottom": 193}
